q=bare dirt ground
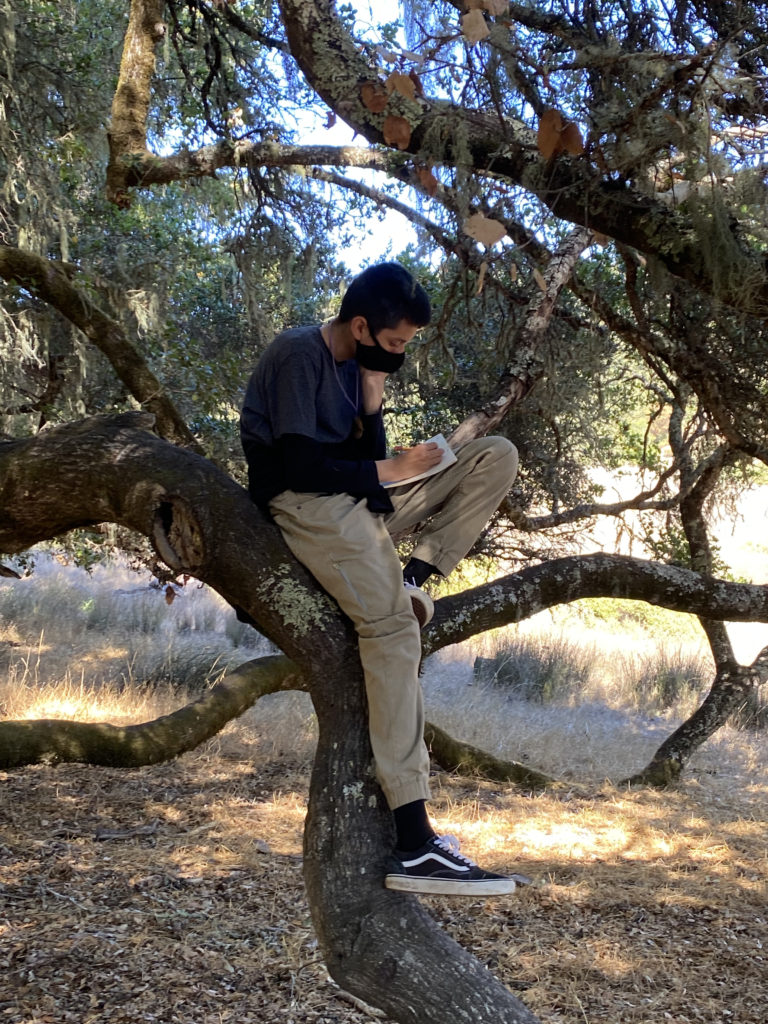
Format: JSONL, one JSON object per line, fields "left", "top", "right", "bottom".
{"left": 1, "top": 716, "right": 766, "bottom": 1024}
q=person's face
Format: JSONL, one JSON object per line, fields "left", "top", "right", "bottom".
{"left": 355, "top": 317, "right": 421, "bottom": 352}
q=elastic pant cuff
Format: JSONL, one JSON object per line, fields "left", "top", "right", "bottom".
{"left": 383, "top": 779, "right": 433, "bottom": 810}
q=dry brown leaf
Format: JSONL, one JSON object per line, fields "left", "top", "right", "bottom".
{"left": 532, "top": 267, "right": 547, "bottom": 292}
{"left": 165, "top": 585, "right": 176, "bottom": 606}
{"left": 382, "top": 114, "right": 412, "bottom": 149}
{"left": 385, "top": 72, "right": 417, "bottom": 101}
{"left": 476, "top": 260, "right": 488, "bottom": 294}
{"left": 360, "top": 82, "right": 389, "bottom": 113}
{"left": 408, "top": 70, "right": 425, "bottom": 98}
{"left": 537, "top": 108, "right": 564, "bottom": 159}
{"left": 464, "top": 0, "right": 484, "bottom": 8}
{"left": 561, "top": 121, "right": 585, "bottom": 156}
{"left": 461, "top": 9, "right": 490, "bottom": 44}
{"left": 416, "top": 165, "right": 439, "bottom": 196}
{"left": 509, "top": 262, "right": 518, "bottom": 282}
{"left": 463, "top": 212, "right": 507, "bottom": 247}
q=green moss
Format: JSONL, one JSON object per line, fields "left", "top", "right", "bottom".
{"left": 266, "top": 573, "right": 334, "bottom": 636}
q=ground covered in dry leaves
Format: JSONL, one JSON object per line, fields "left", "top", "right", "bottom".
{"left": 1, "top": 719, "right": 766, "bottom": 1024}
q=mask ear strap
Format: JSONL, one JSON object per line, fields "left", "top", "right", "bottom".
{"left": 367, "top": 324, "right": 383, "bottom": 350}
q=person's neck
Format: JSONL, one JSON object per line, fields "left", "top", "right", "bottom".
{"left": 322, "top": 318, "right": 356, "bottom": 362}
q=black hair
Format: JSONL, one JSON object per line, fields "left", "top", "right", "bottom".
{"left": 338, "top": 262, "right": 431, "bottom": 332}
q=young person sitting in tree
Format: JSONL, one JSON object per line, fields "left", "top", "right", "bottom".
{"left": 240, "top": 262, "right": 522, "bottom": 895}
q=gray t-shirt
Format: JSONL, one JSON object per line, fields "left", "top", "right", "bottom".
{"left": 240, "top": 324, "right": 390, "bottom": 512}
{"left": 241, "top": 325, "right": 360, "bottom": 446}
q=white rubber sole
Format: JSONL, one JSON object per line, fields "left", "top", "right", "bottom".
{"left": 384, "top": 874, "right": 518, "bottom": 896}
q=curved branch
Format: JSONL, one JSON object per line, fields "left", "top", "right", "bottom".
{"left": 0, "top": 654, "right": 302, "bottom": 770}
{"left": 425, "top": 720, "right": 554, "bottom": 788}
{"left": 0, "top": 412, "right": 346, "bottom": 666}
{"left": 276, "top": 0, "right": 768, "bottom": 317}
{"left": 0, "top": 246, "right": 202, "bottom": 453}
{"left": 424, "top": 553, "right": 768, "bottom": 654}
{"left": 502, "top": 441, "right": 737, "bottom": 531}
{"left": 501, "top": 466, "right": 682, "bottom": 531}
{"left": 622, "top": 646, "right": 768, "bottom": 786}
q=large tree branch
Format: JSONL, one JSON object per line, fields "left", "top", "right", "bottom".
{"left": 4, "top": 414, "right": 767, "bottom": 658}
{"left": 424, "top": 721, "right": 554, "bottom": 788}
{"left": 424, "top": 553, "right": 768, "bottom": 655}
{"left": 106, "top": 0, "right": 166, "bottom": 205}
{"left": 0, "top": 246, "right": 202, "bottom": 453}
{"left": 276, "top": 0, "right": 768, "bottom": 317}
{"left": 0, "top": 654, "right": 302, "bottom": 770}
{"left": 624, "top": 646, "right": 768, "bottom": 786}
{"left": 110, "top": 140, "right": 397, "bottom": 190}
{"left": 0, "top": 413, "right": 346, "bottom": 667}
{"left": 621, "top": 422, "right": 758, "bottom": 786}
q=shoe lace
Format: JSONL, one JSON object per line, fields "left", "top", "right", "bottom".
{"left": 404, "top": 579, "right": 419, "bottom": 590}
{"left": 434, "top": 834, "right": 476, "bottom": 867}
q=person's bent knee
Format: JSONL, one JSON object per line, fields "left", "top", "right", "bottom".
{"left": 482, "top": 435, "right": 518, "bottom": 475}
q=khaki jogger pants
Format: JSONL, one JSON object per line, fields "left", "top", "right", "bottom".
{"left": 269, "top": 435, "right": 519, "bottom": 809}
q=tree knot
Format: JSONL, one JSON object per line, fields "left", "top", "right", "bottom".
{"left": 152, "top": 494, "right": 205, "bottom": 571}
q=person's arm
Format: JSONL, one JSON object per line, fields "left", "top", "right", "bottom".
{"left": 360, "top": 367, "right": 387, "bottom": 414}
{"left": 358, "top": 367, "right": 442, "bottom": 483}
{"left": 376, "top": 442, "right": 442, "bottom": 484}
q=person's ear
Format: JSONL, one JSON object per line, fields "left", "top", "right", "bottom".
{"left": 350, "top": 315, "right": 369, "bottom": 342}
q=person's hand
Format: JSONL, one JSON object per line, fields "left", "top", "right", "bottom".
{"left": 377, "top": 442, "right": 443, "bottom": 484}
{"left": 359, "top": 366, "right": 388, "bottom": 414}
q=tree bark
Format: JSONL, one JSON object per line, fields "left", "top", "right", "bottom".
{"left": 424, "top": 722, "right": 553, "bottom": 788}
{"left": 106, "top": 0, "right": 165, "bottom": 205}
{"left": 0, "top": 412, "right": 342, "bottom": 662}
{"left": 304, "top": 658, "right": 541, "bottom": 1024}
{"left": 423, "top": 555, "right": 768, "bottom": 655}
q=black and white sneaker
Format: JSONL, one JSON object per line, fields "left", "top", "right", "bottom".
{"left": 384, "top": 834, "right": 530, "bottom": 896}
{"left": 404, "top": 582, "right": 434, "bottom": 628}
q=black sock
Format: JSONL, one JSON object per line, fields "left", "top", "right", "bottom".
{"left": 392, "top": 799, "right": 436, "bottom": 852}
{"left": 402, "top": 557, "right": 439, "bottom": 589}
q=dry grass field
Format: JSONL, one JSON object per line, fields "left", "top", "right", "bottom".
{"left": 1, "top": 558, "right": 767, "bottom": 1023}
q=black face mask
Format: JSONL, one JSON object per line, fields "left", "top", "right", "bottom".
{"left": 356, "top": 330, "right": 406, "bottom": 374}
